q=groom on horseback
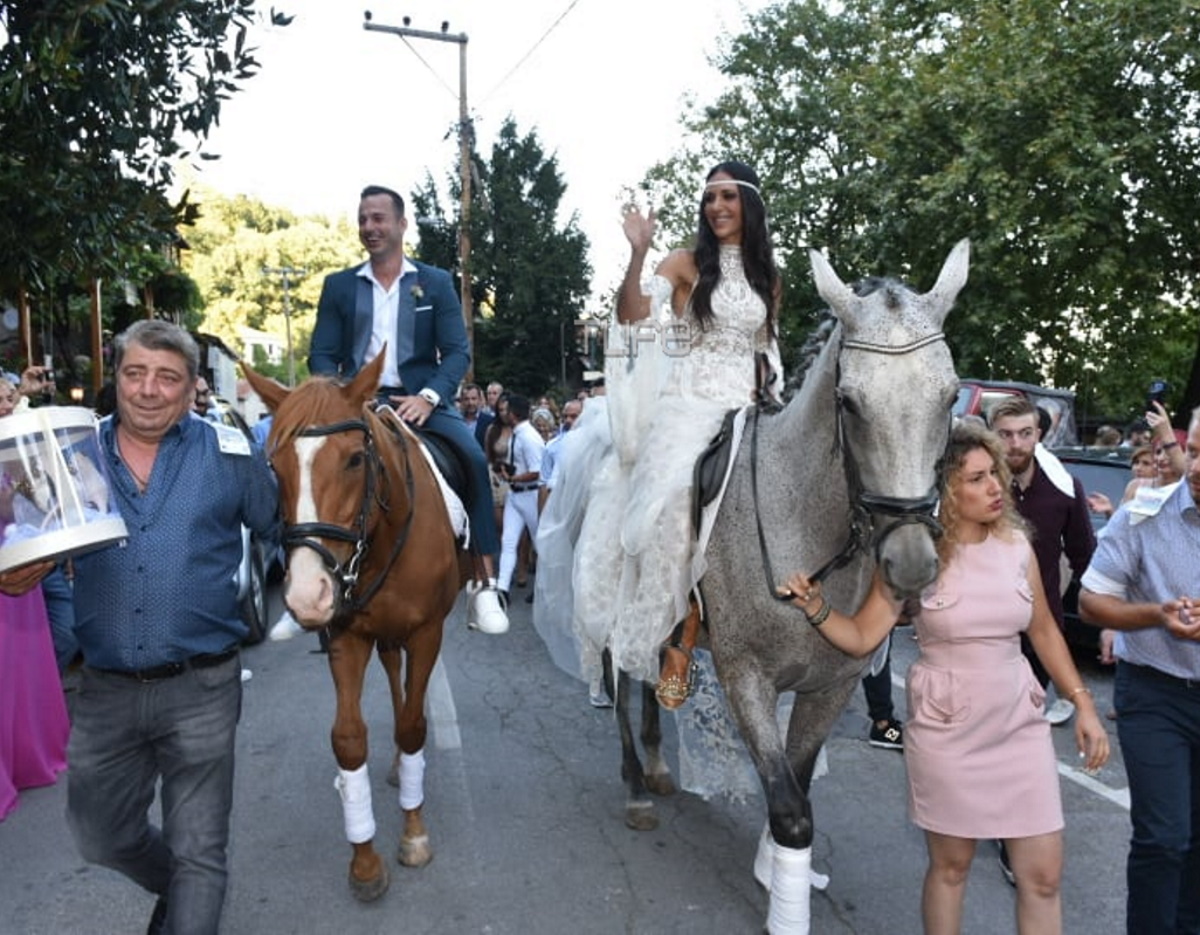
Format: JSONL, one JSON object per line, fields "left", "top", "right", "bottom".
{"left": 308, "top": 184, "right": 509, "bottom": 635}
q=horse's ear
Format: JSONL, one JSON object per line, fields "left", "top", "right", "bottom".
{"left": 346, "top": 349, "right": 387, "bottom": 406}
{"left": 925, "top": 239, "right": 970, "bottom": 321}
{"left": 809, "top": 247, "right": 855, "bottom": 313}
{"left": 242, "top": 362, "right": 289, "bottom": 414}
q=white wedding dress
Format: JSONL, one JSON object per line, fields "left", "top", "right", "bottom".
{"left": 605, "top": 245, "right": 778, "bottom": 682}
{"left": 534, "top": 244, "right": 783, "bottom": 799}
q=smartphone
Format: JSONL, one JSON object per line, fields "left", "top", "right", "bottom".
{"left": 1146, "top": 378, "right": 1169, "bottom": 411}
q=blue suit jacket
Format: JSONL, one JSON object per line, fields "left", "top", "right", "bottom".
{"left": 307, "top": 260, "right": 469, "bottom": 406}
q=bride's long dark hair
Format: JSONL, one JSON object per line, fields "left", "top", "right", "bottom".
{"left": 691, "top": 160, "right": 779, "bottom": 336}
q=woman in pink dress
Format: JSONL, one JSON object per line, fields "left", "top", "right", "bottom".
{"left": 780, "top": 420, "right": 1109, "bottom": 935}
{"left": 0, "top": 376, "right": 70, "bottom": 820}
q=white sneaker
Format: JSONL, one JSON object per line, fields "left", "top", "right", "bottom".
{"left": 1045, "top": 698, "right": 1075, "bottom": 725}
{"left": 268, "top": 609, "right": 303, "bottom": 641}
{"left": 467, "top": 582, "right": 509, "bottom": 635}
{"left": 588, "top": 674, "right": 612, "bottom": 708}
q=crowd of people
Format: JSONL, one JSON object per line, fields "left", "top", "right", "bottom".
{"left": 0, "top": 170, "right": 1195, "bottom": 935}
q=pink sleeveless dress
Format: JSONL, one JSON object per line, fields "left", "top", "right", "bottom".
{"left": 0, "top": 587, "right": 69, "bottom": 820}
{"left": 905, "top": 532, "right": 1063, "bottom": 838}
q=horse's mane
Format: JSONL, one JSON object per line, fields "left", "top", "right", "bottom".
{"left": 782, "top": 312, "right": 838, "bottom": 401}
{"left": 269, "top": 376, "right": 364, "bottom": 451}
{"left": 781, "top": 276, "right": 915, "bottom": 401}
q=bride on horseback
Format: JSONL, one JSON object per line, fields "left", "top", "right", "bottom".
{"left": 601, "top": 160, "right": 783, "bottom": 706}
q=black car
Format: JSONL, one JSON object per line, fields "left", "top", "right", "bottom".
{"left": 1049, "top": 446, "right": 1133, "bottom": 651}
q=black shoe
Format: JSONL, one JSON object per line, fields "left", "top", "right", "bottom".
{"left": 868, "top": 718, "right": 904, "bottom": 750}
{"left": 998, "top": 840, "right": 1016, "bottom": 887}
{"left": 147, "top": 897, "right": 168, "bottom": 935}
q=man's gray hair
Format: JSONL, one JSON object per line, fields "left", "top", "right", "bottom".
{"left": 113, "top": 320, "right": 200, "bottom": 381}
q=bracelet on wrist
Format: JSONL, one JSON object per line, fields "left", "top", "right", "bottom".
{"left": 805, "top": 598, "right": 832, "bottom": 627}
{"left": 1066, "top": 686, "right": 1091, "bottom": 700}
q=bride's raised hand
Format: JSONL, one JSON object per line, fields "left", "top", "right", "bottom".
{"left": 622, "top": 206, "right": 656, "bottom": 253}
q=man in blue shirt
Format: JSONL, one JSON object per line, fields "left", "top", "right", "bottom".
{"left": 1080, "top": 405, "right": 1200, "bottom": 935}
{"left": 2, "top": 320, "right": 279, "bottom": 935}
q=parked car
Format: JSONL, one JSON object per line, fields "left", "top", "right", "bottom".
{"left": 956, "top": 379, "right": 1078, "bottom": 446}
{"left": 207, "top": 397, "right": 282, "bottom": 645}
{"left": 1049, "top": 446, "right": 1134, "bottom": 651}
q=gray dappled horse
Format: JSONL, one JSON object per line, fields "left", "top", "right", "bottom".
{"left": 702, "top": 240, "right": 967, "bottom": 932}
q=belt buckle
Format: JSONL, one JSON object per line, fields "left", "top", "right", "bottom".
{"left": 135, "top": 661, "right": 184, "bottom": 682}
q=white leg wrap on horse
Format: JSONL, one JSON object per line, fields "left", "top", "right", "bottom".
{"left": 397, "top": 749, "right": 425, "bottom": 811}
{"left": 755, "top": 827, "right": 829, "bottom": 892}
{"left": 334, "top": 764, "right": 376, "bottom": 844}
{"left": 754, "top": 823, "right": 775, "bottom": 889}
{"left": 767, "top": 844, "right": 812, "bottom": 934}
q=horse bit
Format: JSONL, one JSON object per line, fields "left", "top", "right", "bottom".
{"left": 754, "top": 330, "right": 948, "bottom": 601}
{"left": 281, "top": 412, "right": 416, "bottom": 615}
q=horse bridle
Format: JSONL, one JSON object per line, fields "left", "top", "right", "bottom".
{"left": 281, "top": 412, "right": 416, "bottom": 616}
{"left": 755, "top": 330, "right": 949, "bottom": 601}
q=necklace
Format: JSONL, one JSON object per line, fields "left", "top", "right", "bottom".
{"left": 116, "top": 427, "right": 155, "bottom": 492}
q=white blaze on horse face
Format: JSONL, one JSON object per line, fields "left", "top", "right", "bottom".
{"left": 285, "top": 435, "right": 337, "bottom": 626}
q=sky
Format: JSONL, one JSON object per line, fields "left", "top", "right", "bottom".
{"left": 193, "top": 0, "right": 768, "bottom": 309}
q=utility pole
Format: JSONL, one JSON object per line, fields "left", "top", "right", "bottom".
{"left": 262, "top": 265, "right": 306, "bottom": 387}
{"left": 363, "top": 12, "right": 474, "bottom": 380}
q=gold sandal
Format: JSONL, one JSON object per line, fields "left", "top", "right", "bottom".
{"left": 655, "top": 646, "right": 696, "bottom": 709}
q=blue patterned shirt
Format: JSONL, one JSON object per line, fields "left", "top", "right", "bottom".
{"left": 72, "top": 413, "right": 280, "bottom": 671}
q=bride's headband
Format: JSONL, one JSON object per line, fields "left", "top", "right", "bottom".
{"left": 702, "top": 178, "right": 761, "bottom": 199}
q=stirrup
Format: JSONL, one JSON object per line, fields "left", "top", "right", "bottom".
{"left": 655, "top": 646, "right": 697, "bottom": 710}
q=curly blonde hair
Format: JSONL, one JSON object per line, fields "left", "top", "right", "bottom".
{"left": 936, "top": 419, "right": 1027, "bottom": 565}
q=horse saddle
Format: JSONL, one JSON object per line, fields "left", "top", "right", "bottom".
{"left": 411, "top": 430, "right": 470, "bottom": 505}
{"left": 373, "top": 408, "right": 470, "bottom": 505}
{"left": 692, "top": 408, "right": 740, "bottom": 535}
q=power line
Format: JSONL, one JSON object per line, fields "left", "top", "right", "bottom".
{"left": 479, "top": 0, "right": 584, "bottom": 106}
{"left": 396, "top": 36, "right": 459, "bottom": 104}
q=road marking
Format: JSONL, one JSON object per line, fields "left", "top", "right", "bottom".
{"left": 427, "top": 655, "right": 462, "bottom": 749}
{"left": 1057, "top": 761, "right": 1130, "bottom": 810}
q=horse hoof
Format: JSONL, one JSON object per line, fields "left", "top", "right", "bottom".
{"left": 624, "top": 802, "right": 659, "bottom": 831}
{"left": 348, "top": 862, "right": 390, "bottom": 902}
{"left": 397, "top": 833, "right": 433, "bottom": 868}
{"left": 643, "top": 772, "right": 676, "bottom": 797}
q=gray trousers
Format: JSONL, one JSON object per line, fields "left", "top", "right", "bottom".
{"left": 67, "top": 655, "right": 242, "bottom": 935}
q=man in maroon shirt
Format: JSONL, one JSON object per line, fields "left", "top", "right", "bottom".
{"left": 990, "top": 396, "right": 1096, "bottom": 719}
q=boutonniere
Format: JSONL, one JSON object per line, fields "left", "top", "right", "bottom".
{"left": 411, "top": 283, "right": 425, "bottom": 301}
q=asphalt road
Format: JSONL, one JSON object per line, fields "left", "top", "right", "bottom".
{"left": 1, "top": 585, "right": 1130, "bottom": 934}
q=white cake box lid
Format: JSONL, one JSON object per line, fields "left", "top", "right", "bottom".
{"left": 0, "top": 406, "right": 128, "bottom": 573}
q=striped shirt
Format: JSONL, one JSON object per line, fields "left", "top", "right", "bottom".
{"left": 1081, "top": 479, "right": 1200, "bottom": 680}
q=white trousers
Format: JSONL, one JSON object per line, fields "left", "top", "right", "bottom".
{"left": 498, "top": 489, "right": 540, "bottom": 592}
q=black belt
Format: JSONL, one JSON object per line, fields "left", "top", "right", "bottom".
{"left": 94, "top": 647, "right": 239, "bottom": 683}
{"left": 510, "top": 483, "right": 540, "bottom": 493}
{"left": 1124, "top": 660, "right": 1200, "bottom": 690}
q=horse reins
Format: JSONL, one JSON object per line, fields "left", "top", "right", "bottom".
{"left": 755, "top": 330, "right": 948, "bottom": 602}
{"left": 281, "top": 410, "right": 417, "bottom": 615}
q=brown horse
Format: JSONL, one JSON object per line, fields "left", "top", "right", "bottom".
{"left": 245, "top": 355, "right": 465, "bottom": 902}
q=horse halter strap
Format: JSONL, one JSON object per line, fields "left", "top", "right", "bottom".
{"left": 756, "top": 330, "right": 948, "bottom": 601}
{"left": 283, "top": 414, "right": 416, "bottom": 615}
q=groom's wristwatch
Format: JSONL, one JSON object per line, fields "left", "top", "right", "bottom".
{"left": 418, "top": 388, "right": 440, "bottom": 407}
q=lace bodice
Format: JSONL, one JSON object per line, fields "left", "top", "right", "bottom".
{"left": 652, "top": 246, "right": 770, "bottom": 406}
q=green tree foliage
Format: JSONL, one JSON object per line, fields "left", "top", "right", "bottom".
{"left": 649, "top": 0, "right": 1200, "bottom": 423}
{"left": 0, "top": 1, "right": 290, "bottom": 293}
{"left": 181, "top": 187, "right": 362, "bottom": 383}
{"left": 416, "top": 117, "right": 592, "bottom": 396}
